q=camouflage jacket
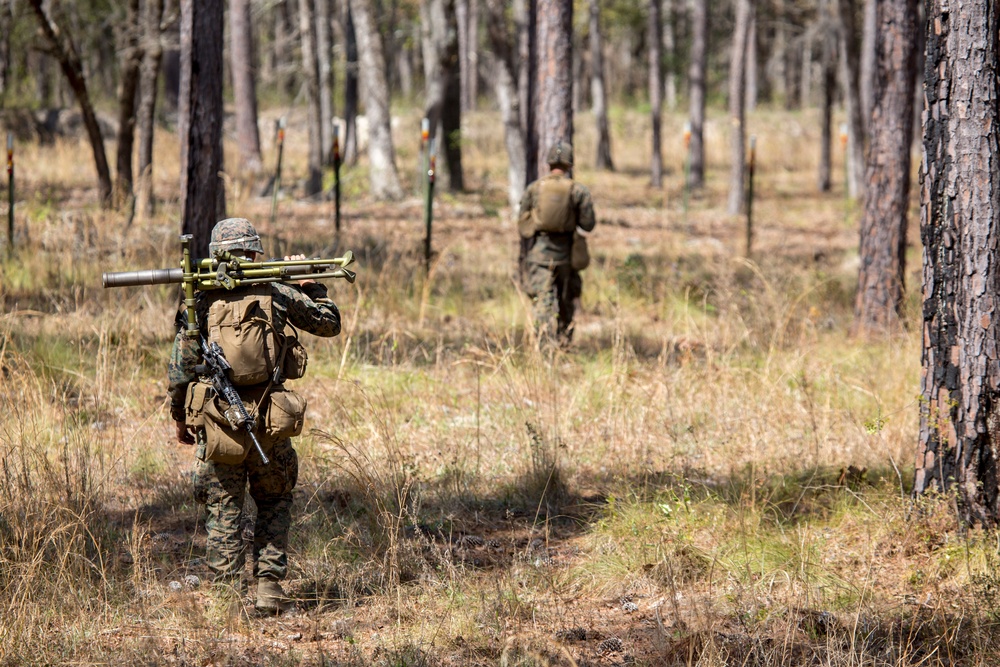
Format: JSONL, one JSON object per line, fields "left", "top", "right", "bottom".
{"left": 518, "top": 172, "right": 596, "bottom": 266}
{"left": 167, "top": 282, "right": 341, "bottom": 422}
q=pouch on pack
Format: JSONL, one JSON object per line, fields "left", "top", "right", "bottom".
{"left": 570, "top": 231, "right": 590, "bottom": 271}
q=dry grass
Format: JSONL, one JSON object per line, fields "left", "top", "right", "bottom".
{"left": 0, "top": 104, "right": 992, "bottom": 666}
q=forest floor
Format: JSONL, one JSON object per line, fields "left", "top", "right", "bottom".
{"left": 2, "top": 106, "right": 998, "bottom": 666}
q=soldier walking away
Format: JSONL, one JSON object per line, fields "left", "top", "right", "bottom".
{"left": 518, "top": 142, "right": 596, "bottom": 345}
{"left": 167, "top": 217, "right": 341, "bottom": 613}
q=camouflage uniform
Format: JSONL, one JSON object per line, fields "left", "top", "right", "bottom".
{"left": 167, "top": 219, "right": 341, "bottom": 586}
{"left": 519, "top": 152, "right": 596, "bottom": 343}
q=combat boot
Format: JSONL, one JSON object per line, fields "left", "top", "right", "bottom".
{"left": 255, "top": 578, "right": 291, "bottom": 614}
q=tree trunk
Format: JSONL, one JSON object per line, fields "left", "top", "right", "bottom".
{"left": 315, "top": 0, "right": 335, "bottom": 164}
{"left": 859, "top": 0, "right": 876, "bottom": 130}
{"left": 0, "top": 2, "right": 12, "bottom": 103}
{"left": 457, "top": 0, "right": 471, "bottom": 112}
{"left": 136, "top": 0, "right": 164, "bottom": 219}
{"left": 350, "top": 0, "right": 404, "bottom": 200}
{"left": 745, "top": 6, "right": 757, "bottom": 112}
{"left": 589, "top": 0, "right": 612, "bottom": 171}
{"left": 468, "top": 0, "right": 479, "bottom": 109}
{"left": 661, "top": 0, "right": 676, "bottom": 110}
{"left": 230, "top": 0, "right": 263, "bottom": 174}
{"left": 917, "top": 0, "right": 1000, "bottom": 525}
{"left": 818, "top": 0, "right": 836, "bottom": 192}
{"left": 342, "top": 1, "right": 360, "bottom": 165}
{"left": 299, "top": 0, "right": 324, "bottom": 195}
{"left": 534, "top": 0, "right": 573, "bottom": 175}
{"left": 837, "top": 0, "right": 866, "bottom": 201}
{"left": 483, "top": 0, "right": 526, "bottom": 209}
{"left": 178, "top": 0, "right": 225, "bottom": 257}
{"left": 852, "top": 0, "right": 918, "bottom": 334}
{"left": 687, "top": 0, "right": 707, "bottom": 189}
{"left": 114, "top": 0, "right": 142, "bottom": 211}
{"left": 28, "top": 0, "right": 113, "bottom": 206}
{"left": 520, "top": 0, "right": 538, "bottom": 185}
{"left": 727, "top": 0, "right": 751, "bottom": 216}
{"left": 163, "top": 48, "right": 180, "bottom": 113}
{"left": 648, "top": 0, "right": 662, "bottom": 188}
{"left": 422, "top": 0, "right": 463, "bottom": 191}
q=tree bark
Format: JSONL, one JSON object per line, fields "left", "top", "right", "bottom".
{"left": 136, "top": 0, "right": 164, "bottom": 218}
{"left": 534, "top": 0, "right": 573, "bottom": 175}
{"left": 727, "top": 0, "right": 751, "bottom": 216}
{"left": 852, "top": 0, "right": 918, "bottom": 334}
{"left": 745, "top": 6, "right": 757, "bottom": 112}
{"left": 350, "top": 0, "right": 404, "bottom": 200}
{"left": 299, "top": 0, "right": 324, "bottom": 195}
{"left": 230, "top": 0, "right": 263, "bottom": 174}
{"left": 916, "top": 0, "right": 1000, "bottom": 525}
{"left": 457, "top": 0, "right": 471, "bottom": 112}
{"left": 520, "top": 0, "right": 538, "bottom": 185}
{"left": 315, "top": 0, "right": 335, "bottom": 164}
{"left": 687, "top": 0, "right": 707, "bottom": 188}
{"left": 342, "top": 1, "right": 360, "bottom": 165}
{"left": 589, "top": 0, "right": 612, "bottom": 171}
{"left": 483, "top": 0, "right": 526, "bottom": 209}
{"left": 837, "top": 0, "right": 866, "bottom": 201}
{"left": 114, "top": 0, "right": 143, "bottom": 211}
{"left": 178, "top": 0, "right": 225, "bottom": 257}
{"left": 661, "top": 0, "right": 676, "bottom": 110}
{"left": 28, "top": 0, "right": 112, "bottom": 206}
{"left": 0, "top": 1, "right": 12, "bottom": 103}
{"left": 648, "top": 0, "right": 662, "bottom": 188}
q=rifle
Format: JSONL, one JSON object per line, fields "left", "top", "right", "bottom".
{"left": 197, "top": 338, "right": 271, "bottom": 465}
{"left": 103, "top": 234, "right": 356, "bottom": 339}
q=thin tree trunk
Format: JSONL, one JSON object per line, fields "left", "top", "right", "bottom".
{"left": 837, "top": 0, "right": 866, "bottom": 201}
{"left": 917, "top": 0, "right": 1000, "bottom": 525}
{"left": 422, "top": 0, "right": 463, "bottom": 191}
{"left": 520, "top": 0, "right": 538, "bottom": 185}
{"left": 178, "top": 0, "right": 225, "bottom": 256}
{"left": 343, "top": 1, "right": 359, "bottom": 165}
{"left": 457, "top": 0, "right": 471, "bottom": 112}
{"left": 859, "top": 0, "right": 876, "bottom": 130}
{"left": 727, "top": 0, "right": 751, "bottom": 216}
{"left": 29, "top": 0, "right": 112, "bottom": 206}
{"left": 534, "top": 0, "right": 573, "bottom": 174}
{"left": 0, "top": 2, "right": 12, "bottom": 103}
{"left": 687, "top": 0, "right": 707, "bottom": 188}
{"left": 745, "top": 6, "right": 757, "bottom": 112}
{"left": 648, "top": 0, "right": 662, "bottom": 188}
{"left": 589, "top": 0, "right": 612, "bottom": 170}
{"left": 800, "top": 31, "right": 812, "bottom": 107}
{"left": 230, "top": 0, "right": 263, "bottom": 174}
{"left": 852, "top": 0, "right": 917, "bottom": 333}
{"left": 442, "top": 55, "right": 465, "bottom": 191}
{"left": 350, "top": 0, "right": 404, "bottom": 200}
{"left": 114, "top": 0, "right": 142, "bottom": 211}
{"left": 468, "top": 0, "right": 479, "bottom": 109}
{"left": 483, "top": 0, "right": 526, "bottom": 209}
{"left": 316, "top": 0, "right": 335, "bottom": 164}
{"left": 300, "top": 0, "right": 324, "bottom": 195}
{"left": 818, "top": 0, "right": 836, "bottom": 192}
{"left": 136, "top": 0, "right": 164, "bottom": 218}
{"left": 661, "top": 0, "right": 676, "bottom": 110}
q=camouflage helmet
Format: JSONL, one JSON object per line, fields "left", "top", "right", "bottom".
{"left": 546, "top": 141, "right": 574, "bottom": 168}
{"left": 209, "top": 217, "right": 264, "bottom": 256}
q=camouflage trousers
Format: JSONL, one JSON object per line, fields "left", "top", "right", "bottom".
{"left": 523, "top": 261, "right": 582, "bottom": 343}
{"left": 193, "top": 438, "right": 298, "bottom": 583}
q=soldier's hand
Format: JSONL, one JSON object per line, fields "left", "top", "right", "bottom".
{"left": 175, "top": 420, "right": 195, "bottom": 445}
{"left": 284, "top": 254, "right": 316, "bottom": 286}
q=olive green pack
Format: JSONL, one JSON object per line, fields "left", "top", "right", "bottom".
{"left": 532, "top": 176, "right": 576, "bottom": 234}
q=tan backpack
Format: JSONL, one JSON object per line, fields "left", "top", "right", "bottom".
{"left": 531, "top": 176, "right": 577, "bottom": 234}
{"left": 205, "top": 284, "right": 280, "bottom": 386}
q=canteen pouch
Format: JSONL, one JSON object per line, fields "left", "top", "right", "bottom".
{"left": 570, "top": 231, "right": 590, "bottom": 271}
{"left": 266, "top": 387, "right": 307, "bottom": 440}
{"left": 281, "top": 337, "right": 309, "bottom": 380}
{"left": 206, "top": 284, "right": 279, "bottom": 386}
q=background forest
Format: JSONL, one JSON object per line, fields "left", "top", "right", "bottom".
{"left": 2, "top": 0, "right": 999, "bottom": 666}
